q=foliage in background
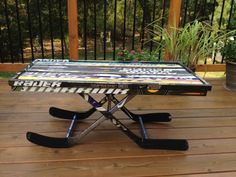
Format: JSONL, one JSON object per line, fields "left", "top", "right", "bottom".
{"left": 116, "top": 48, "right": 158, "bottom": 62}
{"left": 0, "top": 0, "right": 235, "bottom": 61}
{"left": 220, "top": 38, "right": 236, "bottom": 62}
{"left": 212, "top": 0, "right": 236, "bottom": 30}
{"left": 0, "top": 0, "right": 68, "bottom": 61}
{"left": 146, "top": 20, "right": 236, "bottom": 67}
{"left": 0, "top": 72, "right": 16, "bottom": 78}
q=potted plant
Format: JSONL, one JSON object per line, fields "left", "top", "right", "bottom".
{"left": 146, "top": 20, "right": 235, "bottom": 70}
{"left": 116, "top": 48, "right": 158, "bottom": 62}
{"left": 220, "top": 38, "right": 236, "bottom": 90}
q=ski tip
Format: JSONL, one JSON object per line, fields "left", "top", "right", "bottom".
{"left": 49, "top": 107, "right": 57, "bottom": 115}
{"left": 26, "top": 132, "right": 71, "bottom": 148}
{"left": 26, "top": 131, "right": 32, "bottom": 141}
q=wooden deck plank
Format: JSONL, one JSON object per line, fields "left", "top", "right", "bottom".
{"left": 0, "top": 154, "right": 236, "bottom": 177}
{"left": 0, "top": 139, "right": 236, "bottom": 163}
{"left": 172, "top": 172, "right": 236, "bottom": 177}
{"left": 0, "top": 117, "right": 236, "bottom": 133}
{"left": 1, "top": 107, "right": 236, "bottom": 122}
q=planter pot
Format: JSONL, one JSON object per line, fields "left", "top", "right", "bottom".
{"left": 189, "top": 65, "right": 196, "bottom": 72}
{"left": 226, "top": 61, "right": 236, "bottom": 90}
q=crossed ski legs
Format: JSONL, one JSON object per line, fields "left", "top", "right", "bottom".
{"left": 27, "top": 93, "right": 188, "bottom": 150}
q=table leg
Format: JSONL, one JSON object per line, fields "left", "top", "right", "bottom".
{"left": 26, "top": 93, "right": 188, "bottom": 150}
{"left": 79, "top": 94, "right": 188, "bottom": 151}
{"left": 110, "top": 95, "right": 172, "bottom": 122}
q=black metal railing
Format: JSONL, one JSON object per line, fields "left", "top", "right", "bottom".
{"left": 0, "top": 0, "right": 235, "bottom": 64}
{"left": 0, "top": 0, "right": 68, "bottom": 63}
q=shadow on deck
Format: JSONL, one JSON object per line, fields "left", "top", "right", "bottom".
{"left": 0, "top": 79, "right": 236, "bottom": 177}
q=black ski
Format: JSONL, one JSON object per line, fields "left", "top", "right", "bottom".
{"left": 50, "top": 106, "right": 171, "bottom": 122}
{"left": 107, "top": 113, "right": 188, "bottom": 151}
{"left": 49, "top": 107, "right": 96, "bottom": 120}
{"left": 124, "top": 110, "right": 172, "bottom": 122}
{"left": 27, "top": 123, "right": 188, "bottom": 150}
{"left": 26, "top": 132, "right": 71, "bottom": 148}
{"left": 49, "top": 96, "right": 107, "bottom": 120}
{"left": 136, "top": 138, "right": 188, "bottom": 150}
{"left": 26, "top": 131, "right": 188, "bottom": 150}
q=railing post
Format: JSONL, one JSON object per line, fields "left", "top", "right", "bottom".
{"left": 165, "top": 0, "right": 182, "bottom": 61}
{"left": 68, "top": 0, "right": 79, "bottom": 60}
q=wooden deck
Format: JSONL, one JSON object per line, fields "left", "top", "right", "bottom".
{"left": 0, "top": 79, "right": 236, "bottom": 177}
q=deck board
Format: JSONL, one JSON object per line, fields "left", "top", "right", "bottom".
{"left": 1, "top": 154, "right": 236, "bottom": 177}
{"left": 0, "top": 79, "right": 236, "bottom": 177}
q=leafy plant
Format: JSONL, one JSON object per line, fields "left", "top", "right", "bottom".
{"left": 146, "top": 20, "right": 236, "bottom": 67}
{"left": 220, "top": 38, "right": 236, "bottom": 62}
{"left": 0, "top": 72, "right": 16, "bottom": 78}
{"left": 116, "top": 49, "right": 158, "bottom": 62}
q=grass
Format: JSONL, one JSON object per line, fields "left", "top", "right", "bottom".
{"left": 196, "top": 72, "right": 225, "bottom": 79}
{"left": 0, "top": 72, "right": 16, "bottom": 79}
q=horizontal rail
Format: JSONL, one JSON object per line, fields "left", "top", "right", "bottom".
{"left": 0, "top": 64, "right": 28, "bottom": 72}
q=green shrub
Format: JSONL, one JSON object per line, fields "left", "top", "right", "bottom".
{"left": 220, "top": 38, "right": 236, "bottom": 62}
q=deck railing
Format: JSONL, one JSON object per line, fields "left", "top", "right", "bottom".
{"left": 0, "top": 0, "right": 235, "bottom": 64}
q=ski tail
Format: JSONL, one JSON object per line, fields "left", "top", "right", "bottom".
{"left": 137, "top": 138, "right": 189, "bottom": 150}
{"left": 49, "top": 107, "right": 95, "bottom": 120}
